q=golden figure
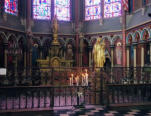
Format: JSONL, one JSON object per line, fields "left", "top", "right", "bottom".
{"left": 52, "top": 15, "right": 58, "bottom": 34}
{"left": 93, "top": 37, "right": 105, "bottom": 68}
{"left": 52, "top": 15, "right": 59, "bottom": 45}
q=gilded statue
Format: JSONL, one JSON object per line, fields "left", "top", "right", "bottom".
{"left": 52, "top": 15, "right": 58, "bottom": 34}
{"left": 93, "top": 37, "right": 105, "bottom": 68}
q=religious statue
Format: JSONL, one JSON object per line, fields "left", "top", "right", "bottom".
{"left": 93, "top": 37, "right": 106, "bottom": 68}
{"left": 66, "top": 43, "right": 73, "bottom": 60}
{"left": 52, "top": 15, "right": 59, "bottom": 45}
{"left": 116, "top": 42, "right": 122, "bottom": 65}
{"left": 52, "top": 15, "right": 58, "bottom": 34}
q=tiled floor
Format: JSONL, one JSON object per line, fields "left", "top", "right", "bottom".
{"left": 0, "top": 105, "right": 151, "bottom": 116}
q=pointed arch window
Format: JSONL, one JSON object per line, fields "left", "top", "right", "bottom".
{"left": 5, "top": 0, "right": 18, "bottom": 15}
{"left": 104, "top": 0, "right": 121, "bottom": 18}
{"left": 33, "top": 0, "right": 51, "bottom": 20}
{"left": 54, "top": 0, "right": 70, "bottom": 21}
{"left": 85, "top": 0, "right": 101, "bottom": 20}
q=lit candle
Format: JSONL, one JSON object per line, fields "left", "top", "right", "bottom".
{"left": 85, "top": 69, "right": 88, "bottom": 86}
{"left": 75, "top": 76, "right": 79, "bottom": 86}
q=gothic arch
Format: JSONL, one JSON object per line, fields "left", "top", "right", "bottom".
{"left": 102, "top": 36, "right": 111, "bottom": 45}
{"left": 65, "top": 38, "right": 75, "bottom": 47}
{"left": 90, "top": 36, "right": 97, "bottom": 46}
{"left": 126, "top": 33, "right": 133, "bottom": 44}
{"left": 7, "top": 33, "right": 17, "bottom": 43}
{"left": 112, "top": 35, "right": 122, "bottom": 45}
{"left": 141, "top": 28, "right": 150, "bottom": 40}
{"left": 83, "top": 37, "right": 90, "bottom": 46}
{"left": 0, "top": 32, "right": 7, "bottom": 43}
{"left": 32, "top": 37, "right": 42, "bottom": 46}
{"left": 17, "top": 35, "right": 26, "bottom": 46}
{"left": 133, "top": 31, "right": 141, "bottom": 42}
{"left": 42, "top": 37, "right": 52, "bottom": 46}
{"left": 58, "top": 38, "right": 66, "bottom": 47}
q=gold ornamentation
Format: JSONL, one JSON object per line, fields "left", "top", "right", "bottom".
{"left": 93, "top": 37, "right": 106, "bottom": 68}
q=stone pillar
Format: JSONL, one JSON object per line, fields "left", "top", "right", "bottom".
{"left": 79, "top": 39, "right": 83, "bottom": 67}
{"left": 126, "top": 45, "right": 130, "bottom": 67}
{"left": 23, "top": 50, "right": 26, "bottom": 76}
{"left": 75, "top": 0, "right": 80, "bottom": 67}
{"left": 141, "top": 42, "right": 145, "bottom": 67}
{"left": 89, "top": 46, "right": 92, "bottom": 67}
{"left": 110, "top": 45, "right": 114, "bottom": 67}
{"left": 29, "top": 49, "right": 32, "bottom": 75}
{"left": 26, "top": 0, "right": 32, "bottom": 32}
{"left": 4, "top": 43, "right": 8, "bottom": 68}
{"left": 15, "top": 55, "right": 18, "bottom": 76}
{"left": 133, "top": 43, "right": 137, "bottom": 83}
{"left": 133, "top": 43, "right": 137, "bottom": 68}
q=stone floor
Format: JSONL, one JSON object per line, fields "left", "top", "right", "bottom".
{"left": 0, "top": 105, "right": 151, "bottom": 116}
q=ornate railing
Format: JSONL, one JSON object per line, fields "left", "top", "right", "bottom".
{"left": 0, "top": 66, "right": 151, "bottom": 112}
{"left": 0, "top": 85, "right": 102, "bottom": 112}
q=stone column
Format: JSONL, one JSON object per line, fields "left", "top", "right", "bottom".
{"left": 140, "top": 41, "right": 145, "bottom": 83}
{"left": 133, "top": 43, "right": 137, "bottom": 68}
{"left": 23, "top": 50, "right": 26, "bottom": 76}
{"left": 15, "top": 55, "right": 18, "bottom": 76}
{"left": 133, "top": 43, "right": 137, "bottom": 83}
{"left": 29, "top": 49, "right": 32, "bottom": 76}
{"left": 89, "top": 46, "right": 92, "bottom": 67}
{"left": 110, "top": 45, "right": 114, "bottom": 67}
{"left": 141, "top": 42, "right": 145, "bottom": 67}
{"left": 126, "top": 45, "right": 130, "bottom": 67}
{"left": 79, "top": 39, "right": 83, "bottom": 67}
{"left": 4, "top": 43, "right": 8, "bottom": 68}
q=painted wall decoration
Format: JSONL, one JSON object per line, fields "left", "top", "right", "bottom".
{"left": 33, "top": 0, "right": 51, "bottom": 20}
{"left": 115, "top": 42, "right": 122, "bottom": 65}
{"left": 85, "top": 0, "right": 101, "bottom": 20}
{"left": 5, "top": 0, "right": 18, "bottom": 15}
{"left": 54, "top": 0, "right": 70, "bottom": 21}
{"left": 104, "top": 0, "right": 121, "bottom": 18}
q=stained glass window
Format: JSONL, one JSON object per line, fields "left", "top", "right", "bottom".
{"left": 85, "top": 0, "right": 101, "bottom": 20}
{"left": 54, "top": 0, "right": 70, "bottom": 21}
{"left": 5, "top": 0, "right": 18, "bottom": 15}
{"left": 33, "top": 0, "right": 51, "bottom": 20}
{"left": 104, "top": 0, "right": 121, "bottom": 18}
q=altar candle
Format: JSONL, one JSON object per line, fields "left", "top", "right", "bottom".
{"left": 75, "top": 76, "right": 79, "bottom": 86}
{"left": 85, "top": 73, "right": 88, "bottom": 86}
{"left": 82, "top": 74, "right": 85, "bottom": 86}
